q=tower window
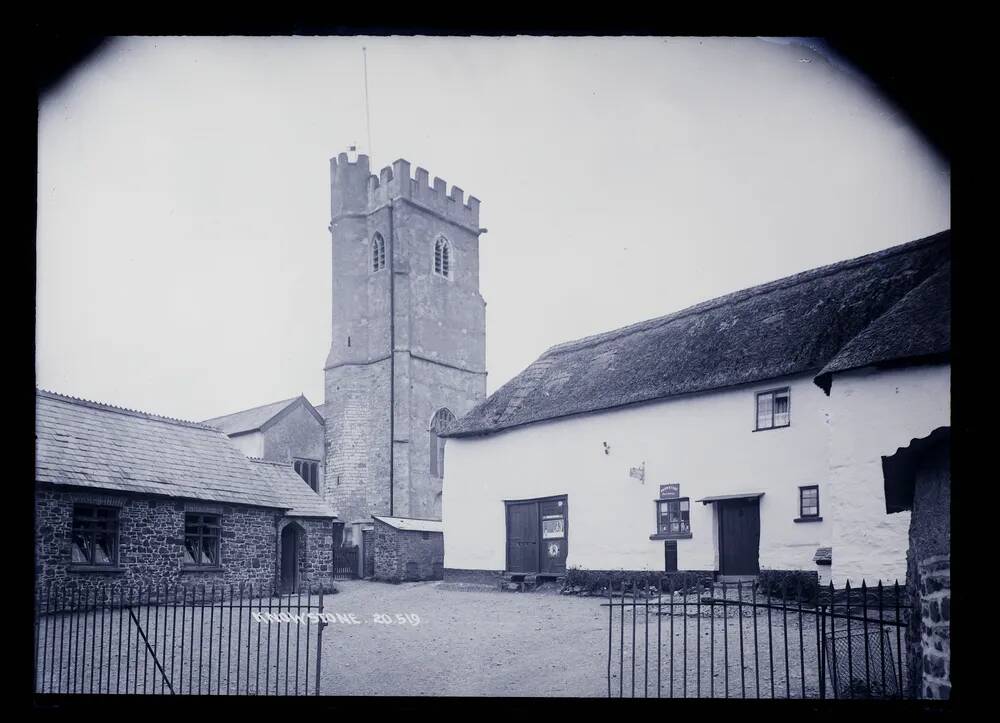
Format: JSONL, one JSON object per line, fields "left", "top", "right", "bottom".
{"left": 429, "top": 407, "right": 456, "bottom": 477}
{"left": 372, "top": 234, "right": 386, "bottom": 272}
{"left": 433, "top": 237, "right": 451, "bottom": 278}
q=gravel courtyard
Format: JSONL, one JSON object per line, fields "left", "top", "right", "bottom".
{"left": 318, "top": 580, "right": 608, "bottom": 696}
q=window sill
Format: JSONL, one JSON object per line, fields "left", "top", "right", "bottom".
{"left": 752, "top": 425, "right": 791, "bottom": 433}
{"left": 68, "top": 565, "right": 125, "bottom": 573}
{"left": 793, "top": 516, "right": 823, "bottom": 523}
{"left": 649, "top": 533, "right": 693, "bottom": 541}
{"left": 181, "top": 566, "right": 224, "bottom": 573}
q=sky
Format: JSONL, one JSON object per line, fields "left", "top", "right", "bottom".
{"left": 36, "top": 36, "right": 951, "bottom": 422}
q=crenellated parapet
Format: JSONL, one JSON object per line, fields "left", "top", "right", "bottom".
{"left": 366, "top": 158, "right": 480, "bottom": 230}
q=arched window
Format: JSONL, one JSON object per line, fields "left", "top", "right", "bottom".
{"left": 372, "top": 234, "right": 386, "bottom": 272}
{"left": 429, "top": 407, "right": 456, "bottom": 478}
{"left": 433, "top": 236, "right": 451, "bottom": 278}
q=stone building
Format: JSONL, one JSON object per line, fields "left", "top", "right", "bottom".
{"left": 35, "top": 389, "right": 337, "bottom": 593}
{"left": 202, "top": 395, "right": 325, "bottom": 493}
{"left": 195, "top": 151, "right": 488, "bottom": 573}
{"left": 441, "top": 231, "right": 950, "bottom": 586}
{"left": 321, "top": 153, "right": 487, "bottom": 546}
{"left": 371, "top": 516, "right": 444, "bottom": 583}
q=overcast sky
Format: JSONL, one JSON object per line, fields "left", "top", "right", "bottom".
{"left": 36, "top": 36, "right": 950, "bottom": 422}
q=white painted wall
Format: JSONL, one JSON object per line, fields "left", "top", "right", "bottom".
{"left": 228, "top": 430, "right": 264, "bottom": 459}
{"left": 444, "top": 373, "right": 833, "bottom": 574}
{"left": 826, "top": 363, "right": 950, "bottom": 586}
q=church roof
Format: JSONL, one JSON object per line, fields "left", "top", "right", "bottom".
{"left": 35, "top": 389, "right": 289, "bottom": 509}
{"left": 445, "top": 230, "right": 951, "bottom": 438}
{"left": 201, "top": 395, "right": 324, "bottom": 435}
{"left": 249, "top": 459, "right": 338, "bottom": 518}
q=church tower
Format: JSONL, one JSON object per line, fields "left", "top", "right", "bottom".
{"left": 323, "top": 151, "right": 487, "bottom": 537}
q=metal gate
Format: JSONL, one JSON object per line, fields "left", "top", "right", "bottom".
{"left": 34, "top": 581, "right": 327, "bottom": 695}
{"left": 605, "top": 576, "right": 911, "bottom": 699}
{"left": 333, "top": 546, "right": 359, "bottom": 579}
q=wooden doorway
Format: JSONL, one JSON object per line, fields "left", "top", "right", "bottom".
{"left": 280, "top": 524, "right": 300, "bottom": 593}
{"left": 505, "top": 495, "right": 568, "bottom": 575}
{"left": 717, "top": 497, "right": 760, "bottom": 576}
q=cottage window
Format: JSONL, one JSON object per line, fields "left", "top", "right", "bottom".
{"left": 184, "top": 513, "right": 221, "bottom": 567}
{"left": 429, "top": 407, "right": 456, "bottom": 477}
{"left": 656, "top": 498, "right": 691, "bottom": 537}
{"left": 372, "top": 234, "right": 386, "bottom": 272}
{"left": 293, "top": 459, "right": 321, "bottom": 492}
{"left": 71, "top": 505, "right": 119, "bottom": 566}
{"left": 798, "top": 485, "right": 820, "bottom": 519}
{"left": 755, "top": 387, "right": 790, "bottom": 430}
{"left": 433, "top": 237, "right": 451, "bottom": 278}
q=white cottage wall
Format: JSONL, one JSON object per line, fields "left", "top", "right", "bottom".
{"left": 444, "top": 373, "right": 833, "bottom": 575}
{"left": 826, "top": 363, "right": 950, "bottom": 586}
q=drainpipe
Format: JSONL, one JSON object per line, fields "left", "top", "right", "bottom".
{"left": 388, "top": 199, "right": 395, "bottom": 517}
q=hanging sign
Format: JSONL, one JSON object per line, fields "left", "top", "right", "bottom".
{"left": 659, "top": 483, "right": 680, "bottom": 499}
{"left": 628, "top": 462, "right": 645, "bottom": 482}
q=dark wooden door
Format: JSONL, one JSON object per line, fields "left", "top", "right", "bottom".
{"left": 506, "top": 502, "right": 540, "bottom": 573}
{"left": 718, "top": 497, "right": 760, "bottom": 575}
{"left": 539, "top": 498, "right": 568, "bottom": 574}
{"left": 280, "top": 525, "right": 298, "bottom": 593}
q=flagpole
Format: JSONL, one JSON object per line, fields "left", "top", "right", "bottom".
{"left": 362, "top": 46, "right": 373, "bottom": 162}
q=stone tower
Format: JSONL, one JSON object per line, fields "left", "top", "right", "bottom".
{"left": 323, "top": 152, "right": 487, "bottom": 534}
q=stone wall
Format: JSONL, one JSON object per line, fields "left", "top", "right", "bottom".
{"left": 372, "top": 519, "right": 444, "bottom": 582}
{"left": 262, "top": 402, "right": 325, "bottom": 475}
{"left": 904, "top": 440, "right": 951, "bottom": 700}
{"left": 915, "top": 555, "right": 950, "bottom": 699}
{"left": 36, "top": 485, "right": 279, "bottom": 593}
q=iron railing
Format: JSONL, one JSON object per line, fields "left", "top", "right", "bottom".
{"left": 33, "top": 581, "right": 327, "bottom": 695}
{"left": 604, "top": 576, "right": 911, "bottom": 699}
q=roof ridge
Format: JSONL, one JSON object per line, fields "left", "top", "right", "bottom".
{"left": 248, "top": 457, "right": 294, "bottom": 467}
{"left": 37, "top": 388, "right": 217, "bottom": 431}
{"left": 542, "top": 231, "right": 950, "bottom": 359}
{"left": 201, "top": 395, "right": 300, "bottom": 424}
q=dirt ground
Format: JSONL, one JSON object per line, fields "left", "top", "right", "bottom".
{"left": 318, "top": 580, "right": 609, "bottom": 696}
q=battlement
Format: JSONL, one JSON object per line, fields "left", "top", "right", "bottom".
{"left": 366, "top": 158, "right": 480, "bottom": 230}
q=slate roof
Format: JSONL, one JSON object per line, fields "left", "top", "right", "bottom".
{"left": 814, "top": 262, "right": 950, "bottom": 392}
{"left": 201, "top": 395, "right": 324, "bottom": 436}
{"left": 35, "top": 390, "right": 288, "bottom": 509}
{"left": 249, "top": 459, "right": 338, "bottom": 518}
{"left": 445, "top": 231, "right": 951, "bottom": 438}
{"left": 372, "top": 516, "right": 444, "bottom": 533}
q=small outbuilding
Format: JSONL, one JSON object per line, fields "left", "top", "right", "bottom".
{"left": 371, "top": 516, "right": 444, "bottom": 582}
{"left": 882, "top": 426, "right": 951, "bottom": 700}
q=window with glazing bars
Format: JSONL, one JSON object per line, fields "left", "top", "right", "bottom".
{"left": 184, "top": 513, "right": 221, "bottom": 566}
{"left": 71, "top": 505, "right": 119, "bottom": 566}
{"left": 656, "top": 498, "right": 691, "bottom": 536}
{"left": 756, "top": 387, "right": 790, "bottom": 430}
{"left": 799, "top": 485, "right": 820, "bottom": 518}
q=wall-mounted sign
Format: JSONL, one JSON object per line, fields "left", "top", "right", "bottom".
{"left": 541, "top": 517, "right": 565, "bottom": 539}
{"left": 659, "top": 484, "right": 680, "bottom": 500}
{"left": 629, "top": 462, "right": 645, "bottom": 482}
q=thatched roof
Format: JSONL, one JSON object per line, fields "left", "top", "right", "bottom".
{"left": 814, "top": 262, "right": 950, "bottom": 393}
{"left": 445, "top": 230, "right": 951, "bottom": 438}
